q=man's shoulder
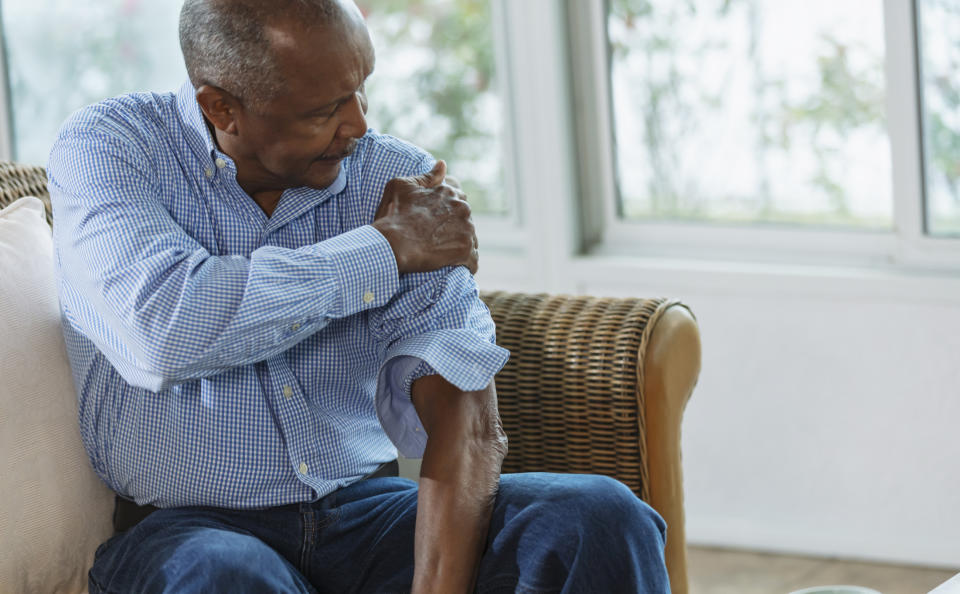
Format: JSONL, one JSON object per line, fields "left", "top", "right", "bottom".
{"left": 356, "top": 131, "right": 434, "bottom": 175}
{"left": 55, "top": 91, "right": 178, "bottom": 149}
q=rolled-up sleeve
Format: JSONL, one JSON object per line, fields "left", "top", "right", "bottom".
{"left": 370, "top": 266, "right": 509, "bottom": 457}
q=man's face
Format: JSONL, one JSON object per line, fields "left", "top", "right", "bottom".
{"left": 232, "top": 17, "right": 374, "bottom": 191}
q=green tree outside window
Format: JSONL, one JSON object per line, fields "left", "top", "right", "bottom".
{"left": 357, "top": 0, "right": 506, "bottom": 215}
{"left": 609, "top": 0, "right": 892, "bottom": 228}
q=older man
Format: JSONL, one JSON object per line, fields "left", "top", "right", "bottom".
{"left": 47, "top": 0, "right": 669, "bottom": 592}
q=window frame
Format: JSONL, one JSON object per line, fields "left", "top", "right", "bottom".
{"left": 0, "top": 6, "right": 13, "bottom": 162}
{"left": 568, "top": 0, "right": 960, "bottom": 274}
{"left": 4, "top": 0, "right": 960, "bottom": 287}
{"left": 470, "top": 0, "right": 528, "bottom": 255}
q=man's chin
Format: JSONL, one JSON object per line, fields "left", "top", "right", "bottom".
{"left": 303, "top": 159, "right": 342, "bottom": 189}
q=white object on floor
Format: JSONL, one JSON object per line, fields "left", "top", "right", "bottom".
{"left": 931, "top": 573, "right": 960, "bottom": 594}
{"left": 790, "top": 586, "right": 881, "bottom": 594}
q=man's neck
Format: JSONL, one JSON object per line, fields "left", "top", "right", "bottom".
{"left": 209, "top": 121, "right": 287, "bottom": 217}
{"left": 248, "top": 190, "right": 284, "bottom": 217}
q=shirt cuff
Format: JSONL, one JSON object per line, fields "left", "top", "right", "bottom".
{"left": 376, "top": 356, "right": 433, "bottom": 458}
{"left": 384, "top": 329, "right": 509, "bottom": 393}
{"left": 374, "top": 330, "right": 509, "bottom": 458}
{"left": 318, "top": 225, "right": 399, "bottom": 317}
{"left": 404, "top": 359, "right": 438, "bottom": 397}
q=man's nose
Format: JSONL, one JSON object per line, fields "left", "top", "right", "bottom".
{"left": 337, "top": 92, "right": 368, "bottom": 139}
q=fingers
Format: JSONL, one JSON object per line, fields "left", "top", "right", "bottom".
{"left": 410, "top": 160, "right": 447, "bottom": 189}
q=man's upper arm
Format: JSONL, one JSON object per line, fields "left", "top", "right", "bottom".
{"left": 49, "top": 121, "right": 402, "bottom": 390}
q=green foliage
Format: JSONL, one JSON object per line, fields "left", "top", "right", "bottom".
{"left": 356, "top": 0, "right": 504, "bottom": 214}
{"left": 775, "top": 35, "right": 886, "bottom": 216}
{"left": 609, "top": 0, "right": 893, "bottom": 226}
{"left": 4, "top": 0, "right": 184, "bottom": 164}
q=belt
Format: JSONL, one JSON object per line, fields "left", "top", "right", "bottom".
{"left": 113, "top": 459, "right": 400, "bottom": 533}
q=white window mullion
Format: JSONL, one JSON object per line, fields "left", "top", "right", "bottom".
{"left": 566, "top": 0, "right": 618, "bottom": 250}
{"left": 886, "top": 0, "right": 960, "bottom": 268}
{"left": 488, "top": 0, "right": 521, "bottom": 229}
{"left": 0, "top": 9, "right": 13, "bottom": 161}
{"left": 495, "top": 0, "right": 581, "bottom": 293}
{"left": 471, "top": 0, "right": 530, "bottom": 263}
{"left": 884, "top": 0, "right": 926, "bottom": 247}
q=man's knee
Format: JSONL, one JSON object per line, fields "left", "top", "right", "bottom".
{"left": 498, "top": 473, "right": 667, "bottom": 547}
{"left": 548, "top": 474, "right": 666, "bottom": 547}
{"left": 589, "top": 475, "right": 665, "bottom": 539}
{"left": 483, "top": 473, "right": 669, "bottom": 592}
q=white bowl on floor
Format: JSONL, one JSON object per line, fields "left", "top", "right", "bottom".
{"left": 790, "top": 586, "right": 881, "bottom": 594}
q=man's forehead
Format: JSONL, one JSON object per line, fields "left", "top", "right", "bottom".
{"left": 216, "top": 0, "right": 361, "bottom": 18}
{"left": 263, "top": 17, "right": 374, "bottom": 70}
{"left": 263, "top": 18, "right": 374, "bottom": 105}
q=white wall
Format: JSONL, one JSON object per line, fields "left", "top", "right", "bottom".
{"left": 473, "top": 252, "right": 960, "bottom": 569}
{"left": 680, "top": 294, "right": 960, "bottom": 569}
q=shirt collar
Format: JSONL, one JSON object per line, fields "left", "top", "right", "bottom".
{"left": 176, "top": 79, "right": 220, "bottom": 162}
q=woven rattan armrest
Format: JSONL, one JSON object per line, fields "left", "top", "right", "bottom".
{"left": 0, "top": 161, "right": 52, "bottom": 223}
{"left": 479, "top": 291, "right": 700, "bottom": 594}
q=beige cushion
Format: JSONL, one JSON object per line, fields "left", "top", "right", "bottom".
{"left": 0, "top": 197, "right": 114, "bottom": 594}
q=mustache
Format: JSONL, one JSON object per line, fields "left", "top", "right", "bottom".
{"left": 320, "top": 140, "right": 359, "bottom": 160}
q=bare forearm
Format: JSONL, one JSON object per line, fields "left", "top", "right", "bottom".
{"left": 410, "top": 378, "right": 507, "bottom": 594}
{"left": 414, "top": 433, "right": 501, "bottom": 592}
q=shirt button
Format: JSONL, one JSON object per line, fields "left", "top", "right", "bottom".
{"left": 215, "top": 158, "right": 227, "bottom": 169}
{"left": 298, "top": 462, "right": 308, "bottom": 474}
{"left": 291, "top": 322, "right": 301, "bottom": 332}
{"left": 362, "top": 291, "right": 375, "bottom": 304}
{"left": 283, "top": 385, "right": 293, "bottom": 399}
{"left": 203, "top": 167, "right": 213, "bottom": 179}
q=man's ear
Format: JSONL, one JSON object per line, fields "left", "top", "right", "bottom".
{"left": 195, "top": 84, "right": 242, "bottom": 135}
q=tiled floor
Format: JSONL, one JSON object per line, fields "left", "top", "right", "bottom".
{"left": 688, "top": 546, "right": 958, "bottom": 594}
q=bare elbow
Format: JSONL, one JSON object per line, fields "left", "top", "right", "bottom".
{"left": 472, "top": 386, "right": 508, "bottom": 464}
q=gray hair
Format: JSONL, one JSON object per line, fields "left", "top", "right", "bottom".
{"left": 179, "top": 0, "right": 347, "bottom": 107}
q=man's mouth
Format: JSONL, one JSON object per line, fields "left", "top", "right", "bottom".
{"left": 317, "top": 141, "right": 358, "bottom": 162}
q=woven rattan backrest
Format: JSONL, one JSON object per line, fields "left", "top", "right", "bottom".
{"left": 0, "top": 161, "right": 51, "bottom": 224}
{"left": 480, "top": 291, "right": 676, "bottom": 502}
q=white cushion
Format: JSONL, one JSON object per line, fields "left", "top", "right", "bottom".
{"left": 0, "top": 197, "right": 114, "bottom": 594}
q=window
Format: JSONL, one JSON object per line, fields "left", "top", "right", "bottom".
{"left": 918, "top": 0, "right": 960, "bottom": 236}
{"left": 1, "top": 0, "right": 185, "bottom": 165}
{"left": 1, "top": 0, "right": 508, "bottom": 220}
{"left": 356, "top": 0, "right": 508, "bottom": 216}
{"left": 1, "top": 0, "right": 956, "bottom": 272}
{"left": 607, "top": 0, "right": 892, "bottom": 228}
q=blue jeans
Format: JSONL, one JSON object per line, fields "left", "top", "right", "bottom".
{"left": 88, "top": 473, "right": 670, "bottom": 593}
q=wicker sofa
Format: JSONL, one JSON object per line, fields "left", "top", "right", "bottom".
{"left": 0, "top": 161, "right": 701, "bottom": 593}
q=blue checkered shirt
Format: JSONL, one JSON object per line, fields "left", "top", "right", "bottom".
{"left": 46, "top": 81, "right": 509, "bottom": 509}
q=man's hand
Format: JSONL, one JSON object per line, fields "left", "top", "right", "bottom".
{"left": 372, "top": 160, "right": 479, "bottom": 275}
